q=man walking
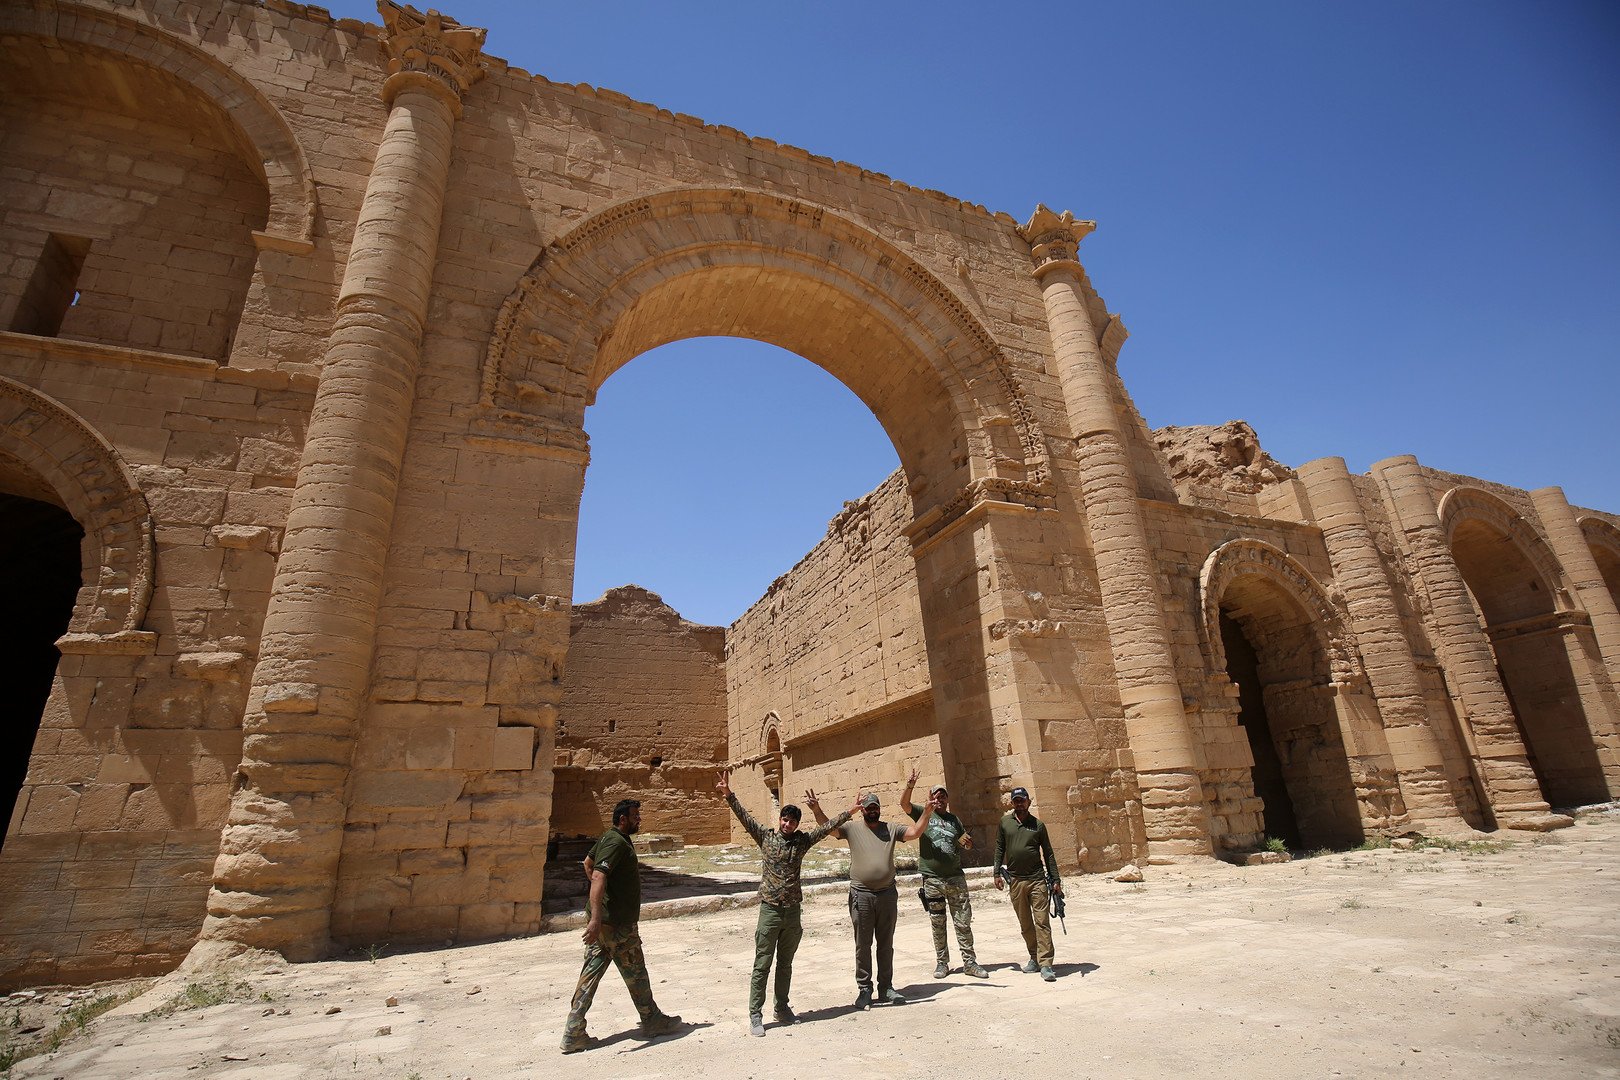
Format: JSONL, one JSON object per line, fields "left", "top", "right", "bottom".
{"left": 718, "top": 769, "right": 857, "bottom": 1037}
{"left": 813, "top": 784, "right": 931, "bottom": 1009}
{"left": 561, "top": 798, "right": 684, "bottom": 1053}
{"left": 900, "top": 768, "right": 988, "bottom": 979}
{"left": 993, "top": 786, "right": 1063, "bottom": 983}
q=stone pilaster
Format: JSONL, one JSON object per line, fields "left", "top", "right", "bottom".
{"left": 1371, "top": 456, "right": 1567, "bottom": 830}
{"left": 1531, "top": 486, "right": 1620, "bottom": 686}
{"left": 1297, "top": 457, "right": 1467, "bottom": 829}
{"left": 198, "top": 4, "right": 487, "bottom": 958}
{"left": 1018, "top": 206, "right": 1211, "bottom": 861}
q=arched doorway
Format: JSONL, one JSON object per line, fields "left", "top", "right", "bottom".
{"left": 1218, "top": 580, "right": 1362, "bottom": 849}
{"left": 1446, "top": 500, "right": 1605, "bottom": 807}
{"left": 1201, "top": 540, "right": 1369, "bottom": 850}
{"left": 0, "top": 489, "right": 83, "bottom": 843}
{"left": 482, "top": 190, "right": 1064, "bottom": 806}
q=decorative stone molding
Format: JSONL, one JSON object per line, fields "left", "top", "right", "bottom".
{"left": 1198, "top": 538, "right": 1364, "bottom": 687}
{"left": 481, "top": 187, "right": 1051, "bottom": 498}
{"left": 1436, "top": 485, "right": 1574, "bottom": 607}
{"left": 1016, "top": 204, "right": 1097, "bottom": 279}
{"left": 2, "top": 1, "right": 319, "bottom": 250}
{"left": 379, "top": 2, "right": 488, "bottom": 116}
{"left": 988, "top": 618, "right": 1068, "bottom": 641}
{"left": 0, "top": 376, "right": 154, "bottom": 639}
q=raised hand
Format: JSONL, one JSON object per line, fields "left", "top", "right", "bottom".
{"left": 716, "top": 768, "right": 731, "bottom": 797}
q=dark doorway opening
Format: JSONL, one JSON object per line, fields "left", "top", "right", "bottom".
{"left": 1221, "top": 611, "right": 1301, "bottom": 849}
{"left": 1451, "top": 518, "right": 1606, "bottom": 808}
{"left": 0, "top": 492, "right": 84, "bottom": 846}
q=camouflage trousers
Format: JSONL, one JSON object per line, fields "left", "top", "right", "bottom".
{"left": 564, "top": 922, "right": 660, "bottom": 1037}
{"left": 922, "top": 873, "right": 977, "bottom": 966}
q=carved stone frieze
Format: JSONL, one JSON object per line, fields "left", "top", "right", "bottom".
{"left": 1198, "top": 537, "right": 1364, "bottom": 687}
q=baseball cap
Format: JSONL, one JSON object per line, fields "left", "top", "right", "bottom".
{"left": 860, "top": 793, "right": 881, "bottom": 808}
{"left": 929, "top": 785, "right": 948, "bottom": 796}
{"left": 1009, "top": 787, "right": 1031, "bottom": 801}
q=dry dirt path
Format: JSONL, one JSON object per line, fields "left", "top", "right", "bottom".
{"left": 16, "top": 812, "right": 1620, "bottom": 1079}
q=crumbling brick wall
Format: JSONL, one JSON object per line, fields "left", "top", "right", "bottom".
{"left": 553, "top": 586, "right": 728, "bottom": 844}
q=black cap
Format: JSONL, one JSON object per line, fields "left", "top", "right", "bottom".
{"left": 1010, "top": 787, "right": 1031, "bottom": 801}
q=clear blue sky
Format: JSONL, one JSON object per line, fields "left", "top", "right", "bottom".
{"left": 331, "top": 1, "right": 1620, "bottom": 626}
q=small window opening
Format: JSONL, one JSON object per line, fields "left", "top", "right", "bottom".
{"left": 649, "top": 755, "right": 663, "bottom": 769}
{"left": 11, "top": 234, "right": 90, "bottom": 338}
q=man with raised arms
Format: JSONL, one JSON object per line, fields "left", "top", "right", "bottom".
{"left": 718, "top": 769, "right": 858, "bottom": 1036}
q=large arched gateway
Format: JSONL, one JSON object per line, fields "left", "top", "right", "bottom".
{"left": 0, "top": 2, "right": 1616, "bottom": 986}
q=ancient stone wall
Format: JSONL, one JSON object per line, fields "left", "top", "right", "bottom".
{"left": 553, "top": 587, "right": 728, "bottom": 845}
{"left": 725, "top": 472, "right": 936, "bottom": 828}
{"left": 0, "top": 0, "right": 1615, "bottom": 990}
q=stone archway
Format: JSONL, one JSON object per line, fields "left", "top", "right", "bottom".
{"left": 477, "top": 186, "right": 1067, "bottom": 850}
{"left": 1440, "top": 487, "right": 1609, "bottom": 807}
{"left": 0, "top": 377, "right": 154, "bottom": 645}
{"left": 1199, "top": 539, "right": 1371, "bottom": 849}
{"left": 480, "top": 187, "right": 1052, "bottom": 522}
{"left": 0, "top": 377, "right": 155, "bottom": 854}
{"left": 1, "top": 1, "right": 318, "bottom": 251}
{"left": 1580, "top": 516, "right": 1620, "bottom": 611}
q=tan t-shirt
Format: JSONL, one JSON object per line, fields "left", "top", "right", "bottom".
{"left": 845, "top": 819, "right": 907, "bottom": 892}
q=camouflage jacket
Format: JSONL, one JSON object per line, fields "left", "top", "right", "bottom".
{"left": 726, "top": 793, "right": 852, "bottom": 907}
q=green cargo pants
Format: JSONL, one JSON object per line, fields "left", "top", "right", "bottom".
{"left": 750, "top": 901, "right": 804, "bottom": 1015}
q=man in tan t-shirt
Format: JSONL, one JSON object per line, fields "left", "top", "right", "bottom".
{"left": 811, "top": 789, "right": 931, "bottom": 1009}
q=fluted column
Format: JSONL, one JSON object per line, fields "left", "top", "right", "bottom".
{"left": 1531, "top": 486, "right": 1620, "bottom": 685}
{"left": 199, "top": 5, "right": 487, "bottom": 958}
{"left": 1018, "top": 206, "right": 1210, "bottom": 860}
{"left": 1371, "top": 455, "right": 1566, "bottom": 830}
{"left": 1297, "top": 457, "right": 1466, "bottom": 828}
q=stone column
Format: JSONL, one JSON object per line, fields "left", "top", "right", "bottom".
{"left": 1371, "top": 455, "right": 1567, "bottom": 830}
{"left": 1531, "top": 486, "right": 1620, "bottom": 685}
{"left": 1017, "top": 206, "right": 1210, "bottom": 861}
{"left": 1297, "top": 457, "right": 1466, "bottom": 828}
{"left": 198, "top": 5, "right": 487, "bottom": 958}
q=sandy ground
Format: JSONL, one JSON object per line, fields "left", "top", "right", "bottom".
{"left": 12, "top": 811, "right": 1620, "bottom": 1080}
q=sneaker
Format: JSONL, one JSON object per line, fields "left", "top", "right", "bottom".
{"left": 748, "top": 1013, "right": 765, "bottom": 1037}
{"left": 641, "top": 1012, "right": 683, "bottom": 1037}
{"left": 854, "top": 989, "right": 872, "bottom": 1010}
{"left": 772, "top": 1003, "right": 796, "bottom": 1025}
{"left": 1041, "top": 966, "right": 1057, "bottom": 983}
{"left": 881, "top": 987, "right": 907, "bottom": 1005}
{"left": 560, "top": 1031, "right": 593, "bottom": 1054}
{"left": 963, "top": 962, "right": 989, "bottom": 979}
{"left": 933, "top": 961, "right": 949, "bottom": 979}
{"left": 1022, "top": 958, "right": 1039, "bottom": 973}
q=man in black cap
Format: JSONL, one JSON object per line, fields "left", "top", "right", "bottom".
{"left": 993, "top": 785, "right": 1062, "bottom": 982}
{"left": 811, "top": 785, "right": 931, "bottom": 1009}
{"left": 899, "top": 767, "right": 987, "bottom": 979}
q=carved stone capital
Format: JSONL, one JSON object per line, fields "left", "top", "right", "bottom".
{"left": 378, "top": 3, "right": 488, "bottom": 116}
{"left": 1016, "top": 204, "right": 1097, "bottom": 279}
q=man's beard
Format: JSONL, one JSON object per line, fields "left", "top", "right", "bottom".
{"left": 863, "top": 808, "right": 881, "bottom": 822}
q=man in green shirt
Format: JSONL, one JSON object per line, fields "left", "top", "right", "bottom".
{"left": 900, "top": 768, "right": 988, "bottom": 979}
{"left": 993, "top": 785, "right": 1063, "bottom": 983}
{"left": 718, "top": 769, "right": 857, "bottom": 1036}
{"left": 561, "top": 798, "right": 684, "bottom": 1053}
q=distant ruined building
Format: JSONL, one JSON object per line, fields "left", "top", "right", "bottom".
{"left": 1, "top": 0, "right": 1617, "bottom": 988}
